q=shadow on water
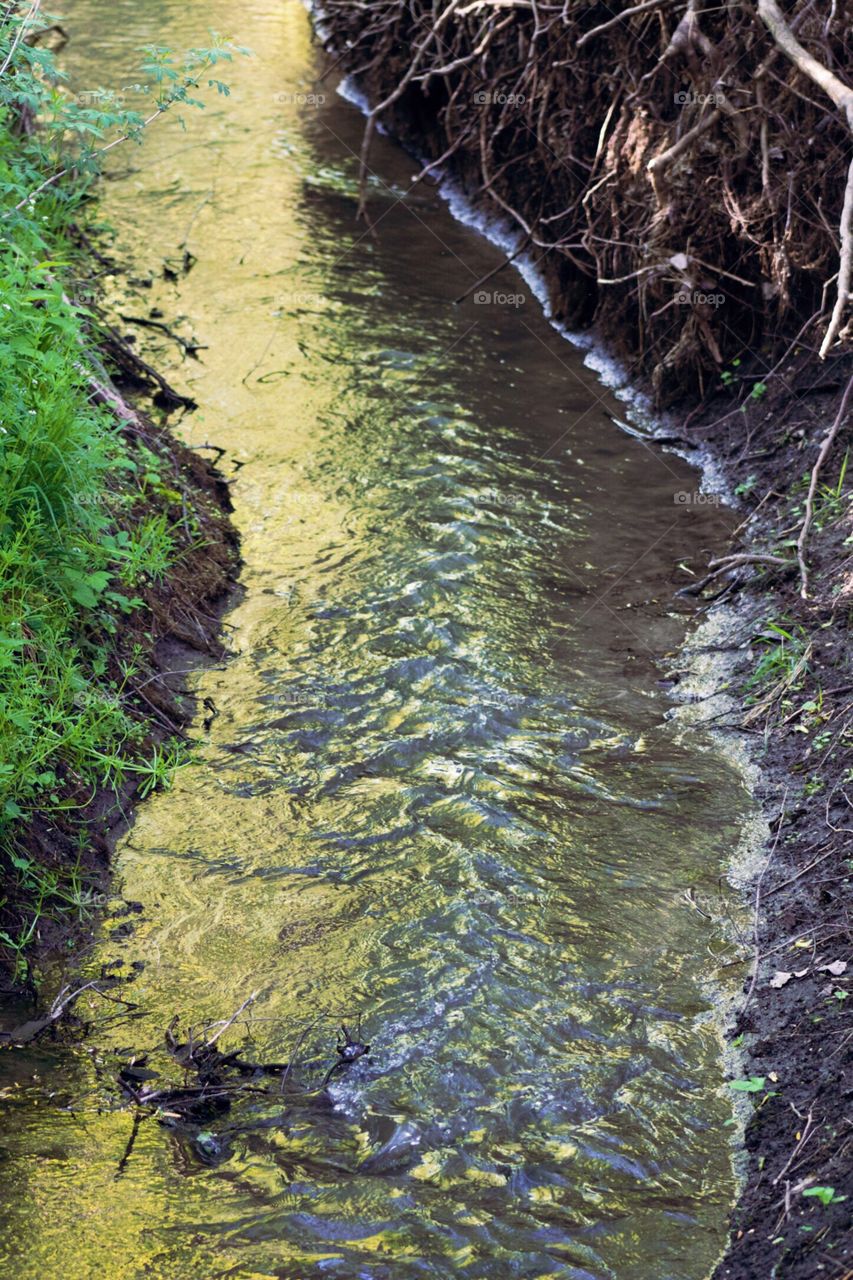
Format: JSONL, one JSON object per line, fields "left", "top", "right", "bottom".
{"left": 0, "top": 2, "right": 757, "bottom": 1277}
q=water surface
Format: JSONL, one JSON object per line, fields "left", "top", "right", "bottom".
{"left": 0, "top": 3, "right": 752, "bottom": 1276}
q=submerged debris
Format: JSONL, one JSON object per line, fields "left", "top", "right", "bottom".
{"left": 108, "top": 998, "right": 374, "bottom": 1158}
{"left": 0, "top": 981, "right": 137, "bottom": 1047}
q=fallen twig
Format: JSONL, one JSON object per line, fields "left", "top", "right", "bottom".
{"left": 796, "top": 371, "right": 853, "bottom": 598}
{"left": 758, "top": 0, "right": 853, "bottom": 358}
{"left": 203, "top": 990, "right": 261, "bottom": 1048}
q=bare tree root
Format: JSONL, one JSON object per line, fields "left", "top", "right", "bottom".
{"left": 757, "top": 0, "right": 853, "bottom": 359}
{"left": 576, "top": 0, "right": 683, "bottom": 50}
{"left": 678, "top": 551, "right": 794, "bottom": 597}
{"left": 99, "top": 321, "right": 197, "bottom": 409}
{"left": 316, "top": 0, "right": 853, "bottom": 403}
{"left": 796, "top": 371, "right": 853, "bottom": 598}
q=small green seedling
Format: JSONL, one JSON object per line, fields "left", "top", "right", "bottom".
{"left": 739, "top": 378, "right": 768, "bottom": 411}
{"left": 721, "top": 357, "right": 742, "bottom": 387}
{"left": 802, "top": 1186, "right": 846, "bottom": 1207}
{"left": 729, "top": 1076, "right": 766, "bottom": 1092}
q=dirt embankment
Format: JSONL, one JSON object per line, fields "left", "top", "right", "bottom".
{"left": 0, "top": 262, "right": 240, "bottom": 991}
{"left": 311, "top": 4, "right": 852, "bottom": 1277}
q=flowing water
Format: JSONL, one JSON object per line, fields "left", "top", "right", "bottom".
{"left": 0, "top": 3, "right": 757, "bottom": 1277}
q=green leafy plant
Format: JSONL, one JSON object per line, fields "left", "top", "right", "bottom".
{"left": 720, "top": 357, "right": 741, "bottom": 387}
{"left": 0, "top": 5, "right": 245, "bottom": 975}
{"left": 735, "top": 474, "right": 757, "bottom": 497}
{"left": 745, "top": 621, "right": 809, "bottom": 702}
{"left": 802, "top": 1186, "right": 846, "bottom": 1207}
{"left": 813, "top": 449, "right": 849, "bottom": 529}
{"left": 729, "top": 1076, "right": 766, "bottom": 1092}
{"left": 2, "top": 19, "right": 248, "bottom": 219}
{"left": 737, "top": 377, "right": 768, "bottom": 411}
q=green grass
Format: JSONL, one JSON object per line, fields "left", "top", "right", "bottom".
{"left": 0, "top": 130, "right": 162, "bottom": 973}
{"left": 0, "top": 15, "right": 244, "bottom": 977}
{"left": 745, "top": 620, "right": 809, "bottom": 698}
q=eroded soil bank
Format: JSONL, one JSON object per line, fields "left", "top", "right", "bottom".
{"left": 309, "top": 3, "right": 853, "bottom": 1277}
{"left": 0, "top": 339, "right": 240, "bottom": 997}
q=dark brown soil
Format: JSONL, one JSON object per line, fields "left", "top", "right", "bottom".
{"left": 689, "top": 366, "right": 853, "bottom": 1280}
{"left": 309, "top": 10, "right": 853, "bottom": 1276}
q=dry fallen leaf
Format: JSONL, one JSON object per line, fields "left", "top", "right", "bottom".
{"left": 817, "top": 959, "right": 848, "bottom": 977}
{"left": 770, "top": 971, "right": 792, "bottom": 988}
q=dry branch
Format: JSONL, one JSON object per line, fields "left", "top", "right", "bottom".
{"left": 796, "top": 371, "right": 853, "bottom": 597}
{"left": 576, "top": 0, "right": 682, "bottom": 50}
{"left": 757, "top": 0, "right": 853, "bottom": 358}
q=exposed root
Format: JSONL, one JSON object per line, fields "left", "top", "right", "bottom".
{"left": 119, "top": 312, "right": 207, "bottom": 359}
{"left": 796, "top": 372, "right": 853, "bottom": 597}
{"left": 678, "top": 550, "right": 794, "bottom": 597}
{"left": 757, "top": 0, "right": 853, "bottom": 359}
{"left": 316, "top": 0, "right": 853, "bottom": 402}
{"left": 99, "top": 320, "right": 197, "bottom": 409}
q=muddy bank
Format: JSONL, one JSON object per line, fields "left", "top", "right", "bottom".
{"left": 0, "top": 297, "right": 240, "bottom": 993}
{"left": 309, "top": 5, "right": 852, "bottom": 1277}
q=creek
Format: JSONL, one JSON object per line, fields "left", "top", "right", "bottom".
{"left": 0, "top": 3, "right": 756, "bottom": 1276}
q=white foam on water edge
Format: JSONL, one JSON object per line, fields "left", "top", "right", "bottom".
{"left": 333, "top": 72, "right": 734, "bottom": 503}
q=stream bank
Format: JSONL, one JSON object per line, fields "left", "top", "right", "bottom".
{"left": 0, "top": 98, "right": 240, "bottom": 990}
{"left": 1, "top": 393, "right": 240, "bottom": 993}
{"left": 310, "top": 4, "right": 853, "bottom": 1277}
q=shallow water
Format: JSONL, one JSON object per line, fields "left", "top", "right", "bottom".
{"left": 0, "top": 3, "right": 754, "bottom": 1277}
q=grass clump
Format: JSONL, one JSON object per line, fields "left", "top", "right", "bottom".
{"left": 0, "top": 9, "right": 243, "bottom": 978}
